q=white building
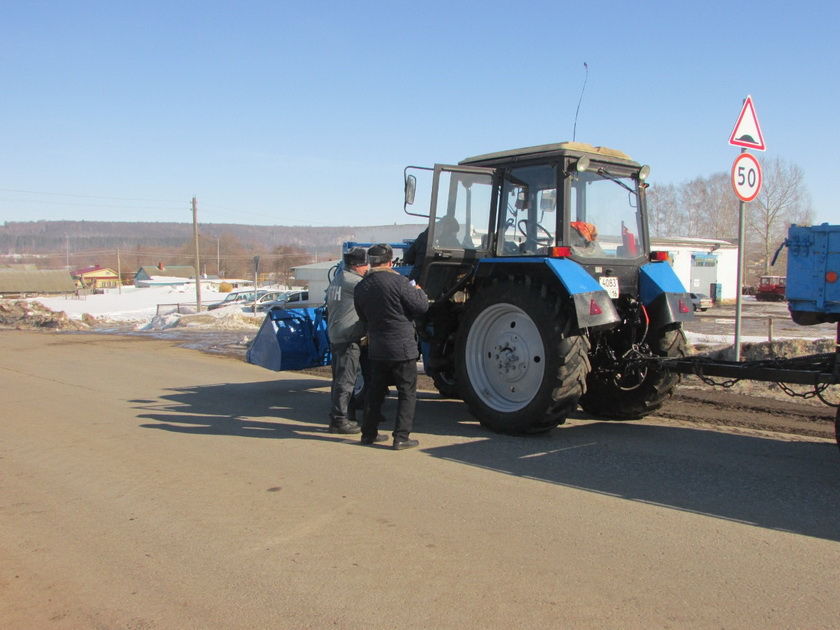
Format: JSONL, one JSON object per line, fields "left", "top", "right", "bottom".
{"left": 652, "top": 236, "right": 738, "bottom": 302}
{"left": 290, "top": 260, "right": 340, "bottom": 306}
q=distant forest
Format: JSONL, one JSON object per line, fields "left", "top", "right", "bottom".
{"left": 0, "top": 220, "right": 425, "bottom": 281}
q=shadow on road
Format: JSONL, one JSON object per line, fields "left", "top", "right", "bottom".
{"left": 422, "top": 414, "right": 840, "bottom": 543}
{"left": 133, "top": 378, "right": 840, "bottom": 541}
{"left": 132, "top": 378, "right": 477, "bottom": 441}
{"left": 134, "top": 377, "right": 335, "bottom": 440}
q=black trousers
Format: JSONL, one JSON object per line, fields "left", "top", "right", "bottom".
{"left": 363, "top": 358, "right": 417, "bottom": 442}
{"left": 348, "top": 346, "right": 370, "bottom": 422}
{"left": 329, "top": 341, "right": 361, "bottom": 425}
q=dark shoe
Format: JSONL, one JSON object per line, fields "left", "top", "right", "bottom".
{"left": 329, "top": 421, "right": 361, "bottom": 434}
{"left": 360, "top": 433, "right": 389, "bottom": 445}
{"left": 392, "top": 438, "right": 420, "bottom": 450}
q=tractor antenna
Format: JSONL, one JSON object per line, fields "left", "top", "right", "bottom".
{"left": 572, "top": 62, "right": 589, "bottom": 142}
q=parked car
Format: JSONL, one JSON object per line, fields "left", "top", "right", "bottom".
{"left": 689, "top": 292, "right": 713, "bottom": 312}
{"left": 251, "top": 290, "right": 288, "bottom": 311}
{"left": 257, "top": 290, "right": 311, "bottom": 311}
{"left": 207, "top": 289, "right": 267, "bottom": 310}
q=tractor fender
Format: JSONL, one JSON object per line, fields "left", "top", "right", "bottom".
{"left": 638, "top": 262, "right": 693, "bottom": 326}
{"left": 475, "top": 258, "right": 620, "bottom": 329}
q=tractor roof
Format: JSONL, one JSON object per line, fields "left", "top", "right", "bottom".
{"left": 459, "top": 142, "right": 638, "bottom": 167}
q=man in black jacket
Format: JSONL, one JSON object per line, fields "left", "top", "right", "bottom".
{"left": 354, "top": 243, "right": 429, "bottom": 450}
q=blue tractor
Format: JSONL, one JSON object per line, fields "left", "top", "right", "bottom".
{"left": 249, "top": 142, "right": 694, "bottom": 434}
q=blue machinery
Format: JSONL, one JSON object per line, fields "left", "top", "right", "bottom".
{"left": 658, "top": 224, "right": 840, "bottom": 450}
{"left": 247, "top": 227, "right": 840, "bottom": 450}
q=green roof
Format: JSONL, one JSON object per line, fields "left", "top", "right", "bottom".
{"left": 0, "top": 269, "right": 76, "bottom": 293}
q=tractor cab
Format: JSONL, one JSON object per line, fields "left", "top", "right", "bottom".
{"left": 403, "top": 142, "right": 651, "bottom": 303}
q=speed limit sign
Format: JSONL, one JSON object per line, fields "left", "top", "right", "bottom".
{"left": 731, "top": 152, "right": 762, "bottom": 202}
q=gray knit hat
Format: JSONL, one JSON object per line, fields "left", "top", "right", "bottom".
{"left": 343, "top": 247, "right": 368, "bottom": 267}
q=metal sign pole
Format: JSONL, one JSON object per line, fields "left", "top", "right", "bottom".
{"left": 729, "top": 95, "right": 766, "bottom": 362}
{"left": 734, "top": 184, "right": 745, "bottom": 361}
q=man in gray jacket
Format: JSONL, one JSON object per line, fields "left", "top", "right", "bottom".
{"left": 326, "top": 247, "right": 369, "bottom": 434}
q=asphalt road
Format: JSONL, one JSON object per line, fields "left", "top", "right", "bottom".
{"left": 2, "top": 330, "right": 840, "bottom": 629}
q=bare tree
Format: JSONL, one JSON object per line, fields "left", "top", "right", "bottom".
{"left": 648, "top": 174, "right": 739, "bottom": 240}
{"left": 271, "top": 245, "right": 312, "bottom": 288}
{"left": 711, "top": 173, "right": 742, "bottom": 240}
{"left": 646, "top": 159, "right": 813, "bottom": 287}
{"left": 747, "top": 157, "right": 813, "bottom": 275}
{"left": 686, "top": 173, "right": 739, "bottom": 239}
{"left": 646, "top": 183, "right": 683, "bottom": 238}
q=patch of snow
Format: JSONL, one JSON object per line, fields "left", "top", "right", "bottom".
{"left": 684, "top": 331, "right": 829, "bottom": 347}
{"left": 27, "top": 284, "right": 261, "bottom": 331}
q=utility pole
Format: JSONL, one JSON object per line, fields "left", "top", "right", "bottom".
{"left": 116, "top": 248, "right": 122, "bottom": 294}
{"left": 192, "top": 196, "right": 202, "bottom": 311}
{"left": 252, "top": 256, "right": 260, "bottom": 312}
{"left": 65, "top": 234, "right": 69, "bottom": 269}
{"left": 216, "top": 237, "right": 221, "bottom": 277}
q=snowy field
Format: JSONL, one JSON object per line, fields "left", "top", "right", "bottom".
{"left": 30, "top": 284, "right": 266, "bottom": 332}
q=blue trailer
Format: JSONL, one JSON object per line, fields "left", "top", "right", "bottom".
{"left": 661, "top": 223, "right": 840, "bottom": 451}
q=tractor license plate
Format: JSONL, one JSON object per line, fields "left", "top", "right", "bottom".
{"left": 599, "top": 276, "right": 619, "bottom": 299}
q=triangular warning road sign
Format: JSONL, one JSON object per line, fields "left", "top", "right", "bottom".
{"left": 729, "top": 95, "right": 766, "bottom": 151}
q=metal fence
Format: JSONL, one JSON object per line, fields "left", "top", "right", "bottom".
{"left": 694, "top": 312, "right": 792, "bottom": 343}
{"left": 155, "top": 303, "right": 208, "bottom": 316}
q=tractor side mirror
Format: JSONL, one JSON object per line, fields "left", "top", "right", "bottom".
{"left": 404, "top": 174, "right": 417, "bottom": 208}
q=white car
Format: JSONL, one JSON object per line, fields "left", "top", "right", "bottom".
{"left": 207, "top": 289, "right": 267, "bottom": 310}
{"left": 251, "top": 291, "right": 289, "bottom": 311}
{"left": 689, "top": 292, "right": 713, "bottom": 312}
{"left": 257, "top": 290, "right": 311, "bottom": 311}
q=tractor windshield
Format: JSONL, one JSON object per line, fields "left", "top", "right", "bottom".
{"left": 496, "top": 163, "right": 646, "bottom": 259}
{"left": 569, "top": 170, "right": 645, "bottom": 259}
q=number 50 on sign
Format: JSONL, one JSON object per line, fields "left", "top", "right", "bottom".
{"left": 731, "top": 152, "right": 762, "bottom": 202}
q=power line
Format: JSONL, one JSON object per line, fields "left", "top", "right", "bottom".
{"left": 0, "top": 187, "right": 184, "bottom": 204}
{"left": 0, "top": 198, "right": 184, "bottom": 212}
{"left": 43, "top": 249, "right": 318, "bottom": 261}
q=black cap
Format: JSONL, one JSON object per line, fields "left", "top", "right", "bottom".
{"left": 367, "top": 243, "right": 393, "bottom": 265}
{"left": 343, "top": 247, "right": 368, "bottom": 267}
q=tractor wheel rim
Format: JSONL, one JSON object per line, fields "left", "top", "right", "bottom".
{"left": 465, "top": 302, "right": 546, "bottom": 412}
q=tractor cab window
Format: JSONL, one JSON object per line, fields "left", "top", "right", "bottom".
{"left": 432, "top": 170, "right": 494, "bottom": 250}
{"left": 568, "top": 170, "right": 645, "bottom": 259}
{"left": 498, "top": 165, "right": 557, "bottom": 256}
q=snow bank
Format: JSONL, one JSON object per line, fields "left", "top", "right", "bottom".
{"left": 24, "top": 284, "right": 263, "bottom": 331}
{"left": 141, "top": 305, "right": 262, "bottom": 331}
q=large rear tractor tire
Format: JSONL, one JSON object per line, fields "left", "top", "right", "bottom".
{"left": 579, "top": 325, "right": 687, "bottom": 420}
{"left": 455, "top": 280, "right": 590, "bottom": 434}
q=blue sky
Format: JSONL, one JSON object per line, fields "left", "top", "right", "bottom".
{"left": 1, "top": 1, "right": 838, "bottom": 227}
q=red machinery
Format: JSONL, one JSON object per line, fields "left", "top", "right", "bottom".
{"left": 755, "top": 275, "right": 786, "bottom": 302}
